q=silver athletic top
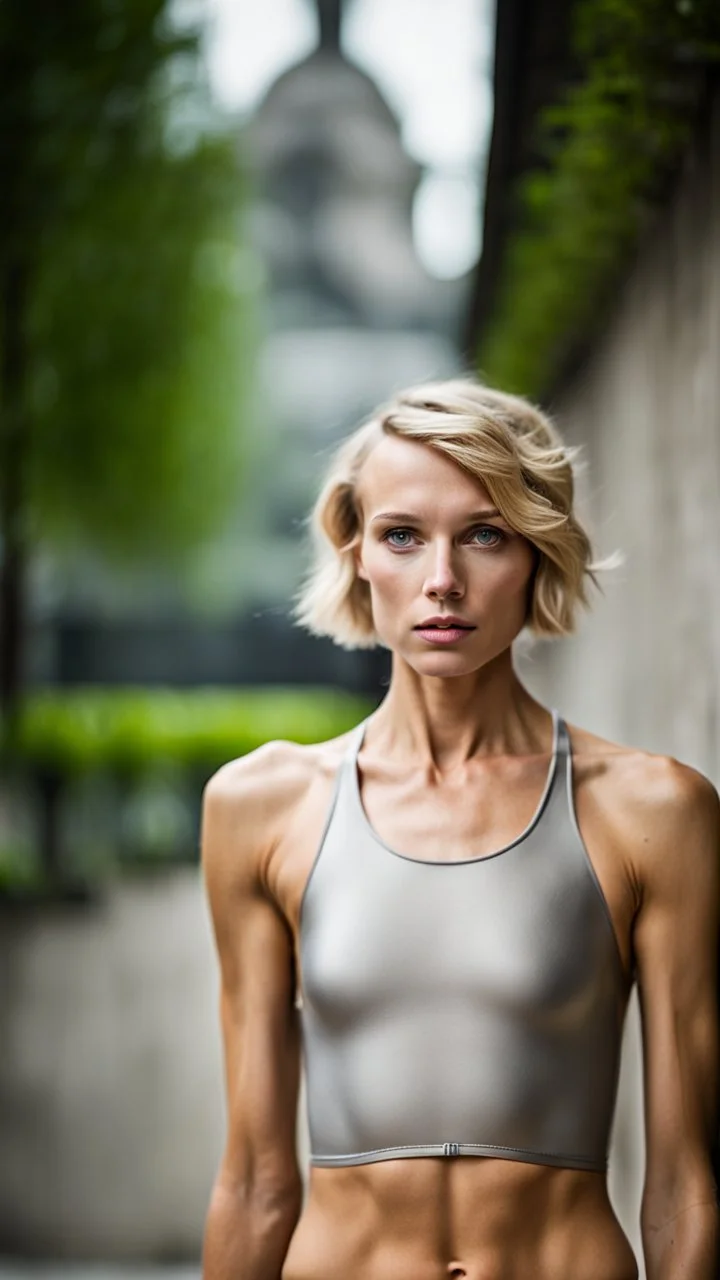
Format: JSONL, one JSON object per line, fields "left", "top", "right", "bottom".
{"left": 297, "top": 710, "right": 628, "bottom": 1172}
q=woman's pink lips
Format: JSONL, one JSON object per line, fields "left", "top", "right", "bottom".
{"left": 414, "top": 626, "right": 475, "bottom": 645}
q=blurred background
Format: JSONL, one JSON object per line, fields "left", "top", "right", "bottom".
{"left": 1, "top": 1, "right": 719, "bottom": 1277}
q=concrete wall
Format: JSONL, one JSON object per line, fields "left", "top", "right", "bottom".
{"left": 528, "top": 83, "right": 720, "bottom": 769}
{"left": 0, "top": 870, "right": 313, "bottom": 1261}
{"left": 517, "top": 81, "right": 720, "bottom": 1277}
{"left": 0, "top": 873, "right": 226, "bottom": 1260}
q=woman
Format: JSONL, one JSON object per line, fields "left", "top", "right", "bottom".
{"left": 200, "top": 379, "right": 719, "bottom": 1280}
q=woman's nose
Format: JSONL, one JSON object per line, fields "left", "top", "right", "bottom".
{"left": 423, "top": 543, "right": 464, "bottom": 599}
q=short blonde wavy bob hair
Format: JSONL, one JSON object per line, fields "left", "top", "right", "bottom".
{"left": 292, "top": 377, "right": 608, "bottom": 649}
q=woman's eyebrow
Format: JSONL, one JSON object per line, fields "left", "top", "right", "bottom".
{"left": 370, "top": 508, "right": 502, "bottom": 525}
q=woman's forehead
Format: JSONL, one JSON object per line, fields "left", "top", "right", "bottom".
{"left": 357, "top": 433, "right": 492, "bottom": 512}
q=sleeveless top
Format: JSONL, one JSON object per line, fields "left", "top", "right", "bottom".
{"left": 297, "top": 710, "right": 628, "bottom": 1172}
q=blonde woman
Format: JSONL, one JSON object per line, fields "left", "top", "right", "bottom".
{"left": 200, "top": 379, "right": 719, "bottom": 1280}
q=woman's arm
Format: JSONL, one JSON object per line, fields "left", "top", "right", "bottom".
{"left": 200, "top": 745, "right": 306, "bottom": 1280}
{"left": 630, "top": 758, "right": 720, "bottom": 1279}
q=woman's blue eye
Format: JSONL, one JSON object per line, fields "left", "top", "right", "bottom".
{"left": 472, "top": 526, "right": 504, "bottom": 546}
{"left": 384, "top": 529, "right": 414, "bottom": 547}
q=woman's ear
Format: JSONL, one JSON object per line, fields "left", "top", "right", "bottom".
{"left": 353, "top": 537, "right": 369, "bottom": 583}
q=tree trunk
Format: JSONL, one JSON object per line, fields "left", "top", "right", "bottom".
{"left": 0, "top": 254, "right": 29, "bottom": 736}
{"left": 35, "top": 766, "right": 64, "bottom": 881}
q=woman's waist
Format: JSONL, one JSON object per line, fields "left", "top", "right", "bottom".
{"left": 285, "top": 1158, "right": 637, "bottom": 1280}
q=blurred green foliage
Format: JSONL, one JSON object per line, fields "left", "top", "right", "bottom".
{"left": 478, "top": 0, "right": 720, "bottom": 396}
{"left": 9, "top": 685, "right": 373, "bottom": 775}
{"left": 3, "top": 0, "right": 256, "bottom": 553}
{"left": 0, "top": 686, "right": 374, "bottom": 893}
{"left": 30, "top": 159, "right": 256, "bottom": 559}
{"left": 0, "top": 1, "right": 259, "bottom": 716}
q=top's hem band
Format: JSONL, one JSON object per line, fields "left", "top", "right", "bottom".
{"left": 309, "top": 1142, "right": 606, "bottom": 1173}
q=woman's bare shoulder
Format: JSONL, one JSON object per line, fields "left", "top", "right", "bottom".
{"left": 200, "top": 727, "right": 359, "bottom": 895}
{"left": 202, "top": 726, "right": 355, "bottom": 829}
{"left": 566, "top": 718, "right": 719, "bottom": 866}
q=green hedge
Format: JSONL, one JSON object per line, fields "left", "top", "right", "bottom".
{"left": 479, "top": 0, "right": 720, "bottom": 396}
{"left": 5, "top": 686, "right": 375, "bottom": 777}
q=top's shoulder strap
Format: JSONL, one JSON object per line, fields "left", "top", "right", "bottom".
{"left": 555, "top": 711, "right": 571, "bottom": 757}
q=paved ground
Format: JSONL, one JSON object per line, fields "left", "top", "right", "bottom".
{"left": 0, "top": 1267, "right": 199, "bottom": 1280}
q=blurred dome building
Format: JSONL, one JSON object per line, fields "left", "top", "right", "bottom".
{"left": 230, "top": 0, "right": 464, "bottom": 615}
{"left": 247, "top": 30, "right": 458, "bottom": 330}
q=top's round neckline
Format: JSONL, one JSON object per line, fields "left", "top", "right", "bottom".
{"left": 348, "top": 708, "right": 561, "bottom": 866}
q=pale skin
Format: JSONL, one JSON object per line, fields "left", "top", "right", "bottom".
{"left": 201, "top": 433, "right": 720, "bottom": 1280}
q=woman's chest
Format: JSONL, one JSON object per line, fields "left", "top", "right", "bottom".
{"left": 269, "top": 754, "right": 635, "bottom": 998}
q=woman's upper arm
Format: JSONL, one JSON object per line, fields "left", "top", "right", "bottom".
{"left": 631, "top": 759, "right": 720, "bottom": 1205}
{"left": 201, "top": 746, "right": 303, "bottom": 1200}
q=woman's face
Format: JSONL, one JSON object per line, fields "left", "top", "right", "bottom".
{"left": 354, "top": 433, "right": 537, "bottom": 675}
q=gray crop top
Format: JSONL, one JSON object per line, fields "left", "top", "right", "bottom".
{"left": 297, "top": 710, "right": 629, "bottom": 1172}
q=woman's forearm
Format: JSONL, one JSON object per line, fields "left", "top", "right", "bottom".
{"left": 202, "top": 1177, "right": 303, "bottom": 1280}
{"left": 642, "top": 1197, "right": 719, "bottom": 1280}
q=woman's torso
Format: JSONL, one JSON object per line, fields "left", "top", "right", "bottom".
{"left": 264, "top": 714, "right": 639, "bottom": 1280}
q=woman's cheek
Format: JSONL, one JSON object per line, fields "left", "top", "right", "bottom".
{"left": 487, "top": 543, "right": 535, "bottom": 589}
{"left": 366, "top": 547, "right": 409, "bottom": 590}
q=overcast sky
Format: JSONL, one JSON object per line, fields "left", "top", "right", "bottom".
{"left": 202, "top": 0, "right": 494, "bottom": 278}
